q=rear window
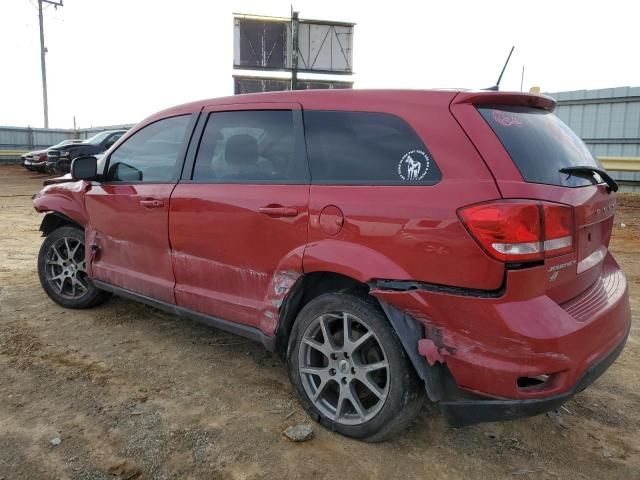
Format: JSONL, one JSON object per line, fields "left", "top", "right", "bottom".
{"left": 478, "top": 106, "right": 601, "bottom": 187}
{"left": 304, "top": 111, "right": 441, "bottom": 185}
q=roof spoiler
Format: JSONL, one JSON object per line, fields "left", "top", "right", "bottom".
{"left": 450, "top": 91, "right": 557, "bottom": 112}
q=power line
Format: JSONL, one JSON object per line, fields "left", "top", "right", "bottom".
{"left": 38, "top": 0, "right": 63, "bottom": 128}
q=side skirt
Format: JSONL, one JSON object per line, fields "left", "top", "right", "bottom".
{"left": 93, "top": 280, "right": 277, "bottom": 352}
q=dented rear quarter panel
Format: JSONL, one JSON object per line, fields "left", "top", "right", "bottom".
{"left": 301, "top": 91, "right": 506, "bottom": 290}
{"left": 304, "top": 181, "right": 505, "bottom": 290}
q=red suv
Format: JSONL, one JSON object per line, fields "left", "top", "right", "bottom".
{"left": 33, "top": 90, "right": 631, "bottom": 441}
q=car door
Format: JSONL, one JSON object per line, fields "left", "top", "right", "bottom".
{"left": 169, "top": 103, "right": 309, "bottom": 334}
{"left": 85, "top": 114, "right": 196, "bottom": 304}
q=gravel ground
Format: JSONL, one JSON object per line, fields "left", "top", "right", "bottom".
{"left": 0, "top": 164, "right": 638, "bottom": 480}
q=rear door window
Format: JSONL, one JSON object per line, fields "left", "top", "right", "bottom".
{"left": 478, "top": 106, "right": 602, "bottom": 187}
{"left": 192, "top": 110, "right": 308, "bottom": 183}
{"left": 303, "top": 111, "right": 441, "bottom": 185}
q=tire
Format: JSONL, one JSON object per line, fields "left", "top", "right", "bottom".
{"left": 287, "top": 291, "right": 424, "bottom": 442}
{"left": 37, "top": 226, "right": 111, "bottom": 309}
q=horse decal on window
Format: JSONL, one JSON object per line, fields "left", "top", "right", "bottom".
{"left": 398, "top": 150, "right": 431, "bottom": 181}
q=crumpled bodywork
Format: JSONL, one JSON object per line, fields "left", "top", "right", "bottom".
{"left": 260, "top": 269, "right": 302, "bottom": 335}
{"left": 371, "top": 253, "right": 631, "bottom": 401}
{"left": 33, "top": 180, "right": 91, "bottom": 227}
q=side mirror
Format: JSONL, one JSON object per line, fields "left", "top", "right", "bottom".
{"left": 108, "top": 162, "right": 142, "bottom": 181}
{"left": 71, "top": 156, "right": 98, "bottom": 180}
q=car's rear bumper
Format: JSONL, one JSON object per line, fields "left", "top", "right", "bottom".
{"left": 439, "top": 319, "right": 629, "bottom": 426}
{"left": 372, "top": 252, "right": 631, "bottom": 425}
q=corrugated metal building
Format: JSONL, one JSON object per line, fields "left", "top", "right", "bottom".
{"left": 549, "top": 86, "right": 640, "bottom": 157}
{"left": 548, "top": 87, "right": 640, "bottom": 191}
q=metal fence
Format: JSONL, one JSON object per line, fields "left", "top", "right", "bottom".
{"left": 0, "top": 124, "right": 134, "bottom": 154}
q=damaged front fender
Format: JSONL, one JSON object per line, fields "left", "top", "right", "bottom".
{"left": 33, "top": 179, "right": 92, "bottom": 228}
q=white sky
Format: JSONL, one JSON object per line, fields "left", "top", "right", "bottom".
{"left": 1, "top": 0, "right": 638, "bottom": 128}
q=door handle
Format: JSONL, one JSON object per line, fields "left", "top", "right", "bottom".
{"left": 258, "top": 205, "right": 298, "bottom": 217}
{"left": 139, "top": 199, "right": 164, "bottom": 208}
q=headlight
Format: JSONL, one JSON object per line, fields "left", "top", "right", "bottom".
{"left": 60, "top": 151, "right": 70, "bottom": 157}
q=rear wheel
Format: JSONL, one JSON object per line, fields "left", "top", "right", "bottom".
{"left": 287, "top": 292, "right": 424, "bottom": 441}
{"left": 37, "top": 226, "right": 110, "bottom": 309}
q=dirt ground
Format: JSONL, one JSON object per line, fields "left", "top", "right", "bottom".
{"left": 0, "top": 164, "right": 638, "bottom": 480}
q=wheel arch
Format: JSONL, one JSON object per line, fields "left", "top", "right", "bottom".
{"left": 302, "top": 240, "right": 410, "bottom": 285}
{"left": 275, "top": 270, "right": 451, "bottom": 403}
{"left": 276, "top": 239, "right": 413, "bottom": 355}
{"left": 275, "top": 271, "right": 369, "bottom": 356}
{"left": 40, "top": 211, "right": 84, "bottom": 237}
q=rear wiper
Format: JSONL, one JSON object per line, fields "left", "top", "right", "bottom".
{"left": 559, "top": 166, "right": 619, "bottom": 193}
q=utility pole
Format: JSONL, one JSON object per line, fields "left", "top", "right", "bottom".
{"left": 38, "top": 0, "right": 63, "bottom": 128}
{"left": 290, "top": 10, "right": 299, "bottom": 90}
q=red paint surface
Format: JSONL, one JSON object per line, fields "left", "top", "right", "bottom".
{"left": 33, "top": 89, "right": 631, "bottom": 402}
{"left": 169, "top": 184, "right": 309, "bottom": 332}
{"left": 84, "top": 184, "right": 177, "bottom": 303}
{"left": 33, "top": 180, "right": 90, "bottom": 226}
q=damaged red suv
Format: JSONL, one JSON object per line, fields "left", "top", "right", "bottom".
{"left": 33, "top": 90, "right": 631, "bottom": 441}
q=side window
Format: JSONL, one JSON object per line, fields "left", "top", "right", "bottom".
{"left": 106, "top": 115, "right": 191, "bottom": 182}
{"left": 192, "top": 110, "right": 307, "bottom": 183}
{"left": 304, "top": 111, "right": 441, "bottom": 184}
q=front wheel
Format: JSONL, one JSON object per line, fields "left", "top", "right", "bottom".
{"left": 287, "top": 292, "right": 424, "bottom": 442}
{"left": 37, "top": 226, "right": 111, "bottom": 309}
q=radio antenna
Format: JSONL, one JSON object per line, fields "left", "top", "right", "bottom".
{"left": 487, "top": 46, "right": 515, "bottom": 91}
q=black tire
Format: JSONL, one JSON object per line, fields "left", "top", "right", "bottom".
{"left": 37, "top": 226, "right": 111, "bottom": 309}
{"left": 287, "top": 291, "right": 424, "bottom": 442}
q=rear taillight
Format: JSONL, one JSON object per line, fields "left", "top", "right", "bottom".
{"left": 459, "top": 200, "right": 574, "bottom": 263}
{"left": 542, "top": 204, "right": 573, "bottom": 256}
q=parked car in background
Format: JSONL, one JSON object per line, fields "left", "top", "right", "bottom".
{"left": 21, "top": 139, "right": 83, "bottom": 172}
{"left": 32, "top": 90, "right": 630, "bottom": 441}
{"left": 41, "top": 154, "right": 105, "bottom": 186}
{"left": 46, "top": 130, "right": 127, "bottom": 174}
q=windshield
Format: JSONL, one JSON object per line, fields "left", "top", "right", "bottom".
{"left": 478, "top": 106, "right": 602, "bottom": 187}
{"left": 84, "top": 131, "right": 113, "bottom": 146}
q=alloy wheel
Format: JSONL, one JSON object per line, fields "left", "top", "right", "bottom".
{"left": 45, "top": 236, "right": 89, "bottom": 300}
{"left": 298, "top": 311, "right": 390, "bottom": 425}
